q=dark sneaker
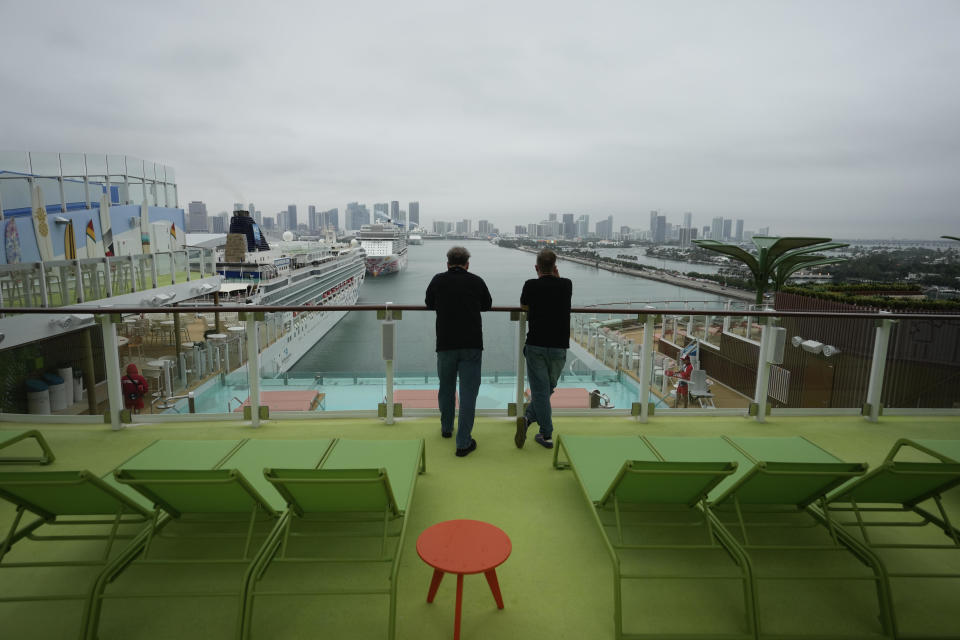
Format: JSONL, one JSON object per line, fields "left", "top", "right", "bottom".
{"left": 455, "top": 439, "right": 478, "bottom": 457}
{"left": 441, "top": 430, "right": 452, "bottom": 439}
{"left": 514, "top": 416, "right": 530, "bottom": 448}
{"left": 534, "top": 433, "right": 554, "bottom": 449}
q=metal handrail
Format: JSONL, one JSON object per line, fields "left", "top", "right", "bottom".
{"left": 1, "top": 304, "right": 957, "bottom": 321}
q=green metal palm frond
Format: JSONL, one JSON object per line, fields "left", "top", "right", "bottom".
{"left": 757, "top": 236, "right": 832, "bottom": 264}
{"left": 692, "top": 240, "right": 761, "bottom": 280}
{"left": 943, "top": 235, "right": 960, "bottom": 242}
{"left": 773, "top": 255, "right": 848, "bottom": 290}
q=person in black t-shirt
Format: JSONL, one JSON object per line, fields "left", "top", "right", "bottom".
{"left": 425, "top": 246, "right": 493, "bottom": 457}
{"left": 515, "top": 249, "right": 572, "bottom": 450}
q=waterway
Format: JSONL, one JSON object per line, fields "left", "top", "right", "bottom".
{"left": 290, "top": 240, "right": 732, "bottom": 376}
{"left": 594, "top": 247, "right": 723, "bottom": 274}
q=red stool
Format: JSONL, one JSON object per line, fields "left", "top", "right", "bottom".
{"left": 416, "top": 519, "right": 512, "bottom": 640}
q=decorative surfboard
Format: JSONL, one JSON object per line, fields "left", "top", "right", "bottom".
{"left": 31, "top": 185, "right": 55, "bottom": 262}
{"left": 140, "top": 199, "right": 151, "bottom": 254}
{"left": 85, "top": 220, "right": 99, "bottom": 258}
{"left": 4, "top": 219, "right": 22, "bottom": 264}
{"left": 64, "top": 220, "right": 77, "bottom": 260}
{"left": 98, "top": 193, "right": 114, "bottom": 256}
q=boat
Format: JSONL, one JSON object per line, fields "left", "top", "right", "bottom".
{"left": 357, "top": 222, "right": 408, "bottom": 276}
{"left": 216, "top": 210, "right": 367, "bottom": 375}
{"left": 408, "top": 233, "right": 423, "bottom": 245}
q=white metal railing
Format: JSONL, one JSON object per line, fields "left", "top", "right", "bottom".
{"left": 0, "top": 249, "right": 214, "bottom": 310}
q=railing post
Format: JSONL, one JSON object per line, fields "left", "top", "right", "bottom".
{"left": 515, "top": 311, "right": 527, "bottom": 411}
{"left": 865, "top": 317, "right": 894, "bottom": 423}
{"left": 752, "top": 318, "right": 777, "bottom": 423}
{"left": 75, "top": 260, "right": 84, "bottom": 303}
{"left": 170, "top": 252, "right": 176, "bottom": 284}
{"left": 36, "top": 263, "right": 49, "bottom": 307}
{"left": 245, "top": 312, "right": 261, "bottom": 427}
{"left": 150, "top": 254, "right": 159, "bottom": 289}
{"left": 637, "top": 314, "right": 654, "bottom": 423}
{"left": 722, "top": 302, "right": 731, "bottom": 333}
{"left": 100, "top": 314, "right": 124, "bottom": 429}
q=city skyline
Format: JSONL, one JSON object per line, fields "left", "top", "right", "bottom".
{"left": 3, "top": 2, "right": 958, "bottom": 239}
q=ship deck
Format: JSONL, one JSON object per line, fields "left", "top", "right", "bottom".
{"left": 1, "top": 413, "right": 958, "bottom": 639}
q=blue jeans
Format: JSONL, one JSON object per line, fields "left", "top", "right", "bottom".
{"left": 524, "top": 344, "right": 567, "bottom": 439}
{"left": 437, "top": 349, "right": 482, "bottom": 449}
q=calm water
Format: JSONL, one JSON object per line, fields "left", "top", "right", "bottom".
{"left": 290, "top": 240, "right": 731, "bottom": 375}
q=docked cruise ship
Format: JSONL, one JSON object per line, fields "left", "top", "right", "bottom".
{"left": 357, "top": 222, "right": 408, "bottom": 276}
{"left": 216, "top": 210, "right": 366, "bottom": 374}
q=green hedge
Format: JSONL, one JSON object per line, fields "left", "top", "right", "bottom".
{"left": 780, "top": 286, "right": 960, "bottom": 311}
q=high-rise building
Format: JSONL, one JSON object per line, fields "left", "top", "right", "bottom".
{"left": 211, "top": 213, "right": 228, "bottom": 234}
{"left": 562, "top": 213, "right": 575, "bottom": 239}
{"left": 433, "top": 221, "right": 448, "bottom": 234}
{"left": 683, "top": 212, "right": 692, "bottom": 229}
{"left": 653, "top": 215, "right": 666, "bottom": 243}
{"left": 650, "top": 211, "right": 659, "bottom": 237}
{"left": 262, "top": 216, "right": 275, "bottom": 231}
{"left": 577, "top": 215, "right": 590, "bottom": 238}
{"left": 233, "top": 202, "right": 243, "bottom": 213}
{"left": 596, "top": 215, "right": 614, "bottom": 240}
{"left": 514, "top": 225, "right": 526, "bottom": 235}
{"left": 373, "top": 203, "right": 388, "bottom": 222}
{"left": 408, "top": 202, "right": 419, "bottom": 225}
{"left": 308, "top": 205, "right": 318, "bottom": 231}
{"left": 390, "top": 201, "right": 399, "bottom": 221}
{"left": 679, "top": 227, "right": 694, "bottom": 247}
{"left": 758, "top": 226, "right": 770, "bottom": 236}
{"left": 702, "top": 225, "right": 711, "bottom": 239}
{"left": 277, "top": 211, "right": 288, "bottom": 232}
{"left": 287, "top": 205, "right": 298, "bottom": 231}
{"left": 187, "top": 201, "right": 208, "bottom": 232}
{"left": 711, "top": 217, "right": 724, "bottom": 241}
{"left": 478, "top": 220, "right": 493, "bottom": 235}
{"left": 345, "top": 203, "right": 370, "bottom": 231}
{"left": 722, "top": 219, "right": 732, "bottom": 241}
{"left": 248, "top": 202, "right": 256, "bottom": 216}
{"left": 735, "top": 219, "right": 744, "bottom": 242}
{"left": 323, "top": 208, "right": 338, "bottom": 231}
{"left": 548, "top": 213, "right": 557, "bottom": 222}
{"left": 455, "top": 219, "right": 472, "bottom": 235}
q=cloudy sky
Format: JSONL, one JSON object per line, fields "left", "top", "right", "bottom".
{"left": 2, "top": 0, "right": 958, "bottom": 238}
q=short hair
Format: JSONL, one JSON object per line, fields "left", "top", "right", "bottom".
{"left": 536, "top": 248, "right": 557, "bottom": 272}
{"left": 446, "top": 246, "right": 470, "bottom": 266}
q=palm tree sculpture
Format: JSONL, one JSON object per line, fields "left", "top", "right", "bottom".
{"left": 693, "top": 236, "right": 848, "bottom": 306}
{"left": 943, "top": 236, "right": 960, "bottom": 242}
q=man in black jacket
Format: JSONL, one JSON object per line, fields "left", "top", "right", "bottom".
{"left": 425, "top": 246, "right": 493, "bottom": 457}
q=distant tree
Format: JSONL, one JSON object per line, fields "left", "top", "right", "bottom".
{"left": 693, "top": 237, "right": 848, "bottom": 306}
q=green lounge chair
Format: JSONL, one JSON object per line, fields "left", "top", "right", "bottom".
{"left": 711, "top": 436, "right": 894, "bottom": 639}
{"left": 885, "top": 438, "right": 960, "bottom": 464}
{"left": 554, "top": 434, "right": 755, "bottom": 640}
{"left": 0, "top": 469, "right": 153, "bottom": 637}
{"left": 86, "top": 438, "right": 333, "bottom": 640}
{"left": 0, "top": 429, "right": 55, "bottom": 464}
{"left": 826, "top": 458, "right": 960, "bottom": 639}
{"left": 243, "top": 438, "right": 426, "bottom": 640}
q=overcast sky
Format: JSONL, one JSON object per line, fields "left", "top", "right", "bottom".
{"left": 3, "top": 1, "right": 959, "bottom": 238}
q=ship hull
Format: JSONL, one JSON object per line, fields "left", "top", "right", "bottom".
{"left": 365, "top": 250, "right": 408, "bottom": 276}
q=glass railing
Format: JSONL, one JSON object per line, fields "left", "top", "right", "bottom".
{"left": 0, "top": 305, "right": 957, "bottom": 425}
{"left": 0, "top": 249, "right": 215, "bottom": 309}
{"left": 0, "top": 151, "right": 177, "bottom": 212}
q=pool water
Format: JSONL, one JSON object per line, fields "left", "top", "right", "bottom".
{"left": 172, "top": 371, "right": 664, "bottom": 414}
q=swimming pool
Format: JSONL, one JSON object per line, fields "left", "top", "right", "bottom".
{"left": 169, "top": 370, "right": 665, "bottom": 414}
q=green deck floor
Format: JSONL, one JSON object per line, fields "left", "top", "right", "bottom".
{"left": 1, "top": 414, "right": 958, "bottom": 639}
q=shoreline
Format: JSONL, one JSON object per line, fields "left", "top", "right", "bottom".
{"left": 516, "top": 247, "right": 755, "bottom": 302}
